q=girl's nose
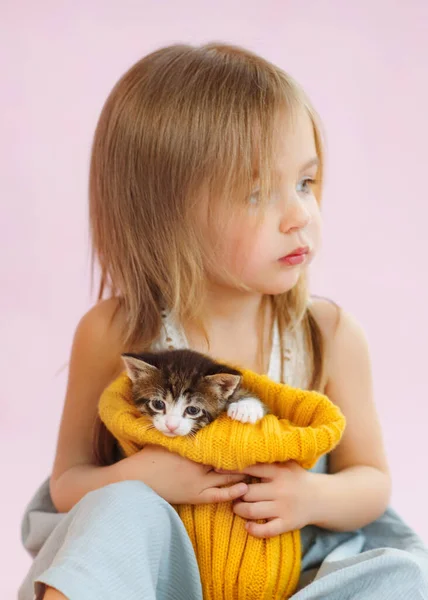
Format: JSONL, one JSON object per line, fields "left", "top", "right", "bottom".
{"left": 279, "top": 196, "right": 311, "bottom": 234}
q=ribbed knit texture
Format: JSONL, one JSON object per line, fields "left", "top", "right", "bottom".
{"left": 99, "top": 368, "right": 346, "bottom": 599}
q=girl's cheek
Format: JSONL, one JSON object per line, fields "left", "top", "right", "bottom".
{"left": 245, "top": 233, "right": 273, "bottom": 273}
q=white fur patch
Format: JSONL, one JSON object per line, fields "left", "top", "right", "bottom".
{"left": 153, "top": 394, "right": 194, "bottom": 437}
{"left": 227, "top": 397, "right": 265, "bottom": 424}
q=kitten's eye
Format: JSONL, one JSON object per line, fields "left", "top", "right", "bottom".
{"left": 185, "top": 406, "right": 201, "bottom": 417}
{"left": 150, "top": 399, "right": 165, "bottom": 412}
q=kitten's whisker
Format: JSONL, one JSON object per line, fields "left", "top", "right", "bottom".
{"left": 140, "top": 422, "right": 155, "bottom": 433}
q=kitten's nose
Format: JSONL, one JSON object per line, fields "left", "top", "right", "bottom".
{"left": 165, "top": 417, "right": 179, "bottom": 432}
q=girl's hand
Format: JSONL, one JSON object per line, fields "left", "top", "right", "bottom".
{"left": 216, "top": 461, "right": 314, "bottom": 538}
{"left": 118, "top": 445, "right": 248, "bottom": 505}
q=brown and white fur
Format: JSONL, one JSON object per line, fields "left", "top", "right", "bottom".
{"left": 122, "top": 349, "right": 267, "bottom": 437}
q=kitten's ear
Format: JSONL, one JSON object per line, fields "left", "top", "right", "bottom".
{"left": 204, "top": 373, "right": 242, "bottom": 400}
{"left": 122, "top": 355, "right": 158, "bottom": 383}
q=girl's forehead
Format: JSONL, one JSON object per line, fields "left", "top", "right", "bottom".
{"left": 275, "top": 109, "right": 316, "bottom": 156}
{"left": 252, "top": 110, "right": 318, "bottom": 182}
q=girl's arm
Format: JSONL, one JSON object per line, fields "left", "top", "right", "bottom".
{"left": 50, "top": 299, "right": 247, "bottom": 513}
{"left": 49, "top": 298, "right": 129, "bottom": 512}
{"left": 309, "top": 300, "right": 392, "bottom": 531}
{"left": 229, "top": 300, "right": 391, "bottom": 538}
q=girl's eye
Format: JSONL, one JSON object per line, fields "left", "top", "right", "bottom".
{"left": 150, "top": 399, "right": 165, "bottom": 412}
{"left": 248, "top": 189, "right": 260, "bottom": 205}
{"left": 185, "top": 406, "right": 201, "bottom": 417}
{"left": 248, "top": 188, "right": 279, "bottom": 207}
{"left": 296, "top": 177, "right": 316, "bottom": 195}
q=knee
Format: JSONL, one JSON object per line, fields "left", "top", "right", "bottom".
{"left": 67, "top": 481, "right": 187, "bottom": 560}
{"left": 87, "top": 479, "right": 158, "bottom": 504}
{"left": 76, "top": 480, "right": 176, "bottom": 525}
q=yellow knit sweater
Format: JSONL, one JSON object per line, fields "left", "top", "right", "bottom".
{"left": 99, "top": 368, "right": 346, "bottom": 599}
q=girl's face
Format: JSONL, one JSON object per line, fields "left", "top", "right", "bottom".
{"left": 204, "top": 109, "right": 322, "bottom": 296}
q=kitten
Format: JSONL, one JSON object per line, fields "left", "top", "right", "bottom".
{"left": 122, "top": 349, "right": 267, "bottom": 437}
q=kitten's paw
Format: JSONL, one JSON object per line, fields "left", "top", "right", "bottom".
{"left": 227, "top": 398, "right": 265, "bottom": 424}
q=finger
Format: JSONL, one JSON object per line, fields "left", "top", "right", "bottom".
{"left": 233, "top": 500, "right": 277, "bottom": 520}
{"left": 239, "top": 463, "right": 277, "bottom": 479}
{"left": 215, "top": 464, "right": 277, "bottom": 478}
{"left": 198, "top": 482, "right": 248, "bottom": 504}
{"left": 242, "top": 482, "right": 274, "bottom": 502}
{"left": 246, "top": 518, "right": 285, "bottom": 539}
{"left": 214, "top": 468, "right": 240, "bottom": 475}
{"left": 208, "top": 472, "right": 247, "bottom": 487}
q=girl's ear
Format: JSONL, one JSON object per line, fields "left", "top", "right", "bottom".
{"left": 204, "top": 373, "right": 242, "bottom": 400}
{"left": 122, "top": 354, "right": 159, "bottom": 382}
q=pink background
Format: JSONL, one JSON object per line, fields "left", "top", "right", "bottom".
{"left": 2, "top": 1, "right": 427, "bottom": 595}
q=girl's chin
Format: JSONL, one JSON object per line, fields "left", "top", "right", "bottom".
{"left": 252, "top": 270, "right": 306, "bottom": 296}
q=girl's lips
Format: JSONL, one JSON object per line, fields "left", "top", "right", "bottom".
{"left": 279, "top": 246, "right": 310, "bottom": 266}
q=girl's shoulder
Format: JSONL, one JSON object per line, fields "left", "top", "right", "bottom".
{"left": 78, "top": 297, "right": 124, "bottom": 337}
{"left": 73, "top": 297, "right": 127, "bottom": 365}
{"left": 309, "top": 295, "right": 341, "bottom": 345}
{"left": 309, "top": 295, "right": 371, "bottom": 385}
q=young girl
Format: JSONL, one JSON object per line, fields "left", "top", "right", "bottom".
{"left": 19, "top": 42, "right": 428, "bottom": 600}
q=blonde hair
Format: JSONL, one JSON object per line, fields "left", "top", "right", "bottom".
{"left": 89, "top": 42, "right": 326, "bottom": 390}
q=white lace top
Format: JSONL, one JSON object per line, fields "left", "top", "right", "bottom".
{"left": 151, "top": 307, "right": 312, "bottom": 389}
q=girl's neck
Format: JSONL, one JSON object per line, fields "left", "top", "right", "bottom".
{"left": 181, "top": 286, "right": 274, "bottom": 374}
{"left": 202, "top": 284, "right": 266, "bottom": 326}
